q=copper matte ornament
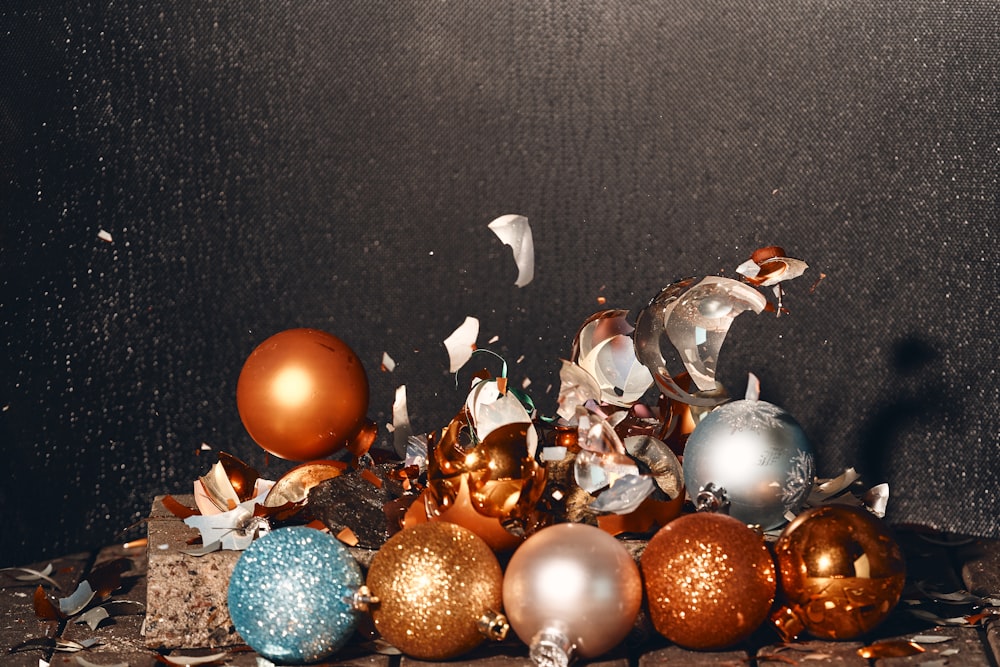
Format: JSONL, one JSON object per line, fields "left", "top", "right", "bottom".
{"left": 641, "top": 512, "right": 776, "bottom": 650}
{"left": 503, "top": 523, "right": 643, "bottom": 666}
{"left": 237, "top": 328, "right": 369, "bottom": 461}
{"left": 773, "top": 504, "right": 906, "bottom": 640}
{"left": 365, "top": 522, "right": 507, "bottom": 660}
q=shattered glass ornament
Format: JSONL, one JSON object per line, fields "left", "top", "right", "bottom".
{"left": 366, "top": 522, "right": 507, "bottom": 660}
{"left": 427, "top": 403, "right": 545, "bottom": 536}
{"left": 571, "top": 310, "right": 652, "bottom": 407}
{"left": 634, "top": 276, "right": 766, "bottom": 406}
{"left": 773, "top": 504, "right": 906, "bottom": 640}
{"left": 184, "top": 484, "right": 272, "bottom": 551}
{"left": 262, "top": 460, "right": 346, "bottom": 507}
{"left": 227, "top": 527, "right": 364, "bottom": 664}
{"left": 236, "top": 328, "right": 370, "bottom": 461}
{"left": 683, "top": 377, "right": 815, "bottom": 530}
{"left": 503, "top": 523, "right": 643, "bottom": 667}
{"left": 415, "top": 475, "right": 524, "bottom": 552}
{"left": 642, "top": 512, "right": 776, "bottom": 650}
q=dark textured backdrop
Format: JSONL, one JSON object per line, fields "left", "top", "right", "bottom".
{"left": 2, "top": 1, "right": 997, "bottom": 567}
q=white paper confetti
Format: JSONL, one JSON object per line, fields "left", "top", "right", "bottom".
{"left": 488, "top": 214, "right": 534, "bottom": 287}
{"left": 392, "top": 385, "right": 413, "bottom": 458}
{"left": 443, "top": 316, "right": 479, "bottom": 372}
{"left": 97, "top": 229, "right": 113, "bottom": 243}
{"left": 381, "top": 352, "right": 396, "bottom": 372}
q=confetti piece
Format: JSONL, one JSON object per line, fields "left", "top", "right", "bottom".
{"left": 857, "top": 640, "right": 924, "bottom": 658}
{"left": 443, "top": 316, "right": 479, "bottom": 373}
{"left": 381, "top": 352, "right": 396, "bottom": 372}
{"left": 336, "top": 527, "right": 359, "bottom": 547}
{"left": 97, "top": 229, "right": 113, "bottom": 243}
{"left": 487, "top": 214, "right": 534, "bottom": 287}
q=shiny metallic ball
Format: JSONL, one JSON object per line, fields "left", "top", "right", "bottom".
{"left": 683, "top": 398, "right": 815, "bottom": 530}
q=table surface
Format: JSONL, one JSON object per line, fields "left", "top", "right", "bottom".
{"left": 3, "top": 530, "right": 1000, "bottom": 667}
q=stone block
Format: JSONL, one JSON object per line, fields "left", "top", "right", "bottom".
{"left": 143, "top": 495, "right": 242, "bottom": 649}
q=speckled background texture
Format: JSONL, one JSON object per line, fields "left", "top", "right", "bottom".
{"left": 2, "top": 1, "right": 997, "bottom": 566}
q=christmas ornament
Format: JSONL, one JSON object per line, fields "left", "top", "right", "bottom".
{"left": 503, "top": 523, "right": 643, "bottom": 666}
{"left": 641, "top": 512, "right": 776, "bottom": 650}
{"left": 236, "top": 328, "right": 370, "bottom": 461}
{"left": 634, "top": 276, "right": 767, "bottom": 406}
{"left": 772, "top": 504, "right": 906, "bottom": 640}
{"left": 682, "top": 375, "right": 815, "bottom": 530}
{"left": 571, "top": 310, "right": 652, "bottom": 407}
{"left": 227, "top": 527, "right": 365, "bottom": 664}
{"left": 365, "top": 522, "right": 508, "bottom": 660}
{"left": 420, "top": 474, "right": 524, "bottom": 552}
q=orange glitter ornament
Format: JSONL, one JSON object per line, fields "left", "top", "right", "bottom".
{"left": 641, "top": 512, "right": 776, "bottom": 650}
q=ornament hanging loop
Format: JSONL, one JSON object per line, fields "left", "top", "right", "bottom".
{"left": 694, "top": 483, "right": 729, "bottom": 513}
{"left": 478, "top": 610, "right": 510, "bottom": 641}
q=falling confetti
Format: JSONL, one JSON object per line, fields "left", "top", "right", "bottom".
{"left": 443, "top": 316, "right": 479, "bottom": 372}
{"left": 487, "top": 214, "right": 534, "bottom": 287}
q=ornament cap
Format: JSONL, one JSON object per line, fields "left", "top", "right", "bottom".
{"left": 349, "top": 585, "right": 380, "bottom": 612}
{"left": 694, "top": 483, "right": 729, "bottom": 513}
{"left": 529, "top": 625, "right": 574, "bottom": 667}
{"left": 477, "top": 610, "right": 510, "bottom": 641}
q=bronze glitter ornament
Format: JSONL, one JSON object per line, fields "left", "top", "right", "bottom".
{"left": 641, "top": 512, "right": 776, "bottom": 650}
{"left": 773, "top": 504, "right": 906, "bottom": 640}
{"left": 365, "top": 522, "right": 507, "bottom": 660}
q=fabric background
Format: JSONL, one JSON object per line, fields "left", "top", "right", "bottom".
{"left": 2, "top": 1, "right": 997, "bottom": 566}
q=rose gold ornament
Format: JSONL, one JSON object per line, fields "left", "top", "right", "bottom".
{"left": 236, "top": 328, "right": 369, "bottom": 461}
{"left": 772, "top": 504, "right": 906, "bottom": 640}
{"left": 641, "top": 512, "right": 776, "bottom": 650}
{"left": 503, "top": 523, "right": 643, "bottom": 665}
{"left": 365, "top": 522, "right": 507, "bottom": 660}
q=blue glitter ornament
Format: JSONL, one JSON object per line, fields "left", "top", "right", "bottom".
{"left": 227, "top": 526, "right": 364, "bottom": 663}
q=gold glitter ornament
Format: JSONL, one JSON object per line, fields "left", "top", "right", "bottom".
{"left": 365, "top": 522, "right": 507, "bottom": 660}
{"left": 772, "top": 504, "right": 905, "bottom": 640}
{"left": 641, "top": 512, "right": 776, "bottom": 650}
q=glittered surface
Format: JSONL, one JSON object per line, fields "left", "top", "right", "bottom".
{"left": 2, "top": 2, "right": 999, "bottom": 567}
{"left": 366, "top": 522, "right": 504, "bottom": 660}
{"left": 641, "top": 513, "right": 776, "bottom": 650}
{"left": 227, "top": 526, "right": 363, "bottom": 664}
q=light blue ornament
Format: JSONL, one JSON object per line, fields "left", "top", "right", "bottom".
{"left": 227, "top": 526, "right": 364, "bottom": 664}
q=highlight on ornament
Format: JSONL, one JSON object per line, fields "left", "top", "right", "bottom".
{"left": 135, "top": 246, "right": 913, "bottom": 664}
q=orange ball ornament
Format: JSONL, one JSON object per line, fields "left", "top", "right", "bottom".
{"left": 773, "top": 505, "right": 906, "bottom": 640}
{"left": 641, "top": 512, "right": 776, "bottom": 650}
{"left": 236, "top": 328, "right": 369, "bottom": 461}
